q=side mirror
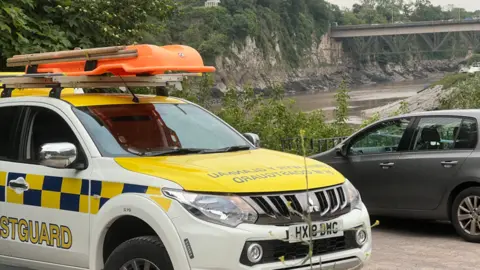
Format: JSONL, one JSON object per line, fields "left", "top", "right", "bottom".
{"left": 335, "top": 143, "right": 348, "bottom": 157}
{"left": 243, "top": 133, "right": 260, "bottom": 147}
{"left": 39, "top": 142, "right": 77, "bottom": 169}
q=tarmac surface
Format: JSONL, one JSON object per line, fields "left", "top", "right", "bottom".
{"left": 2, "top": 217, "right": 479, "bottom": 270}
{"left": 363, "top": 216, "right": 479, "bottom": 270}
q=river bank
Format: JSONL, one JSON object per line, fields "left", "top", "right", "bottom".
{"left": 289, "top": 73, "right": 447, "bottom": 124}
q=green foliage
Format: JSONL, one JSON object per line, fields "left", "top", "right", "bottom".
{"left": 431, "top": 73, "right": 470, "bottom": 89}
{"left": 0, "top": 0, "right": 177, "bottom": 69}
{"left": 175, "top": 75, "right": 354, "bottom": 156}
{"left": 341, "top": 0, "right": 478, "bottom": 26}
{"left": 467, "top": 54, "right": 480, "bottom": 65}
{"left": 340, "top": 0, "right": 480, "bottom": 63}
{"left": 154, "top": 0, "right": 342, "bottom": 67}
{"left": 389, "top": 100, "right": 409, "bottom": 117}
{"left": 334, "top": 81, "right": 350, "bottom": 126}
{"left": 341, "top": 11, "right": 367, "bottom": 25}
{"left": 360, "top": 112, "right": 380, "bottom": 128}
{"left": 439, "top": 73, "right": 480, "bottom": 109}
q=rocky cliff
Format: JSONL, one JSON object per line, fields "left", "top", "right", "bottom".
{"left": 212, "top": 34, "right": 462, "bottom": 93}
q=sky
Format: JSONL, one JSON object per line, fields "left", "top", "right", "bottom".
{"left": 328, "top": 0, "right": 479, "bottom": 11}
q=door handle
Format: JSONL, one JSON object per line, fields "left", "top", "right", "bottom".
{"left": 441, "top": 161, "right": 458, "bottom": 168}
{"left": 8, "top": 177, "right": 29, "bottom": 193}
{"left": 379, "top": 162, "right": 394, "bottom": 169}
{"left": 9, "top": 182, "right": 28, "bottom": 189}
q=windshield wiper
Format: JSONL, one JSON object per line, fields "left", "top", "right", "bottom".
{"left": 142, "top": 148, "right": 206, "bottom": 156}
{"left": 202, "top": 145, "right": 252, "bottom": 153}
{"left": 140, "top": 145, "right": 252, "bottom": 156}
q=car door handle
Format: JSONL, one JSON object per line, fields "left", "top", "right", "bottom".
{"left": 379, "top": 162, "right": 395, "bottom": 169}
{"left": 441, "top": 161, "right": 458, "bottom": 168}
{"left": 8, "top": 177, "right": 29, "bottom": 192}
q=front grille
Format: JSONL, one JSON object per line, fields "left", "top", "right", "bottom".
{"left": 243, "top": 185, "right": 350, "bottom": 225}
{"left": 239, "top": 230, "right": 359, "bottom": 266}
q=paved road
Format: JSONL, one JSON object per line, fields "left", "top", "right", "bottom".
{"left": 364, "top": 216, "right": 479, "bottom": 270}
{"left": 2, "top": 217, "right": 479, "bottom": 270}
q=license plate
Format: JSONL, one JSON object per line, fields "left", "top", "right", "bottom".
{"left": 287, "top": 220, "right": 343, "bottom": 243}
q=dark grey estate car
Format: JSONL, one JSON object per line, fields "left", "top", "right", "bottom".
{"left": 311, "top": 109, "right": 480, "bottom": 243}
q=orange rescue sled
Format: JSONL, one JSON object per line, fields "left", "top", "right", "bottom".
{"left": 7, "top": 44, "right": 215, "bottom": 76}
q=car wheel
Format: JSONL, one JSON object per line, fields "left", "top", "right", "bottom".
{"left": 104, "top": 236, "right": 174, "bottom": 270}
{"left": 451, "top": 187, "right": 480, "bottom": 243}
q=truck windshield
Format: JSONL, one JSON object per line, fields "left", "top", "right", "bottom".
{"left": 73, "top": 103, "right": 251, "bottom": 157}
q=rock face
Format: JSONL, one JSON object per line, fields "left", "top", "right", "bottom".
{"left": 213, "top": 34, "right": 461, "bottom": 93}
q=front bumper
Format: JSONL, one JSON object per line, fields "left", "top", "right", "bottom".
{"left": 168, "top": 202, "right": 372, "bottom": 270}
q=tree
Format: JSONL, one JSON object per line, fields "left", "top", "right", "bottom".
{"left": 341, "top": 11, "right": 367, "bottom": 25}
{"left": 0, "top": 0, "right": 177, "bottom": 68}
{"left": 410, "top": 0, "right": 444, "bottom": 21}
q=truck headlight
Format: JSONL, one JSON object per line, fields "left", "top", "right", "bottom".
{"left": 162, "top": 188, "right": 258, "bottom": 227}
{"left": 343, "top": 179, "right": 361, "bottom": 210}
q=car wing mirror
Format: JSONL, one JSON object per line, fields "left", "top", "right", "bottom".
{"left": 335, "top": 143, "right": 348, "bottom": 157}
{"left": 243, "top": 133, "right": 260, "bottom": 147}
{"left": 39, "top": 142, "right": 78, "bottom": 169}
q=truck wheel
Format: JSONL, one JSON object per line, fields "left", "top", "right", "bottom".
{"left": 104, "top": 236, "right": 174, "bottom": 270}
{"left": 451, "top": 187, "right": 480, "bottom": 243}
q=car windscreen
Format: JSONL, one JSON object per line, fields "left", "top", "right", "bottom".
{"left": 73, "top": 103, "right": 250, "bottom": 157}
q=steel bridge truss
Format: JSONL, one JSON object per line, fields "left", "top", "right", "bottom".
{"left": 343, "top": 31, "right": 480, "bottom": 57}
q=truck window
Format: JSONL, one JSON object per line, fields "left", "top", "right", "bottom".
{"left": 25, "top": 107, "right": 86, "bottom": 165}
{"left": 0, "top": 106, "right": 22, "bottom": 161}
{"left": 73, "top": 103, "right": 251, "bottom": 157}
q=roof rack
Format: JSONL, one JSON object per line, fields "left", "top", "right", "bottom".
{"left": 1, "top": 44, "right": 215, "bottom": 100}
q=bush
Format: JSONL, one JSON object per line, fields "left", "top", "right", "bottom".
{"left": 439, "top": 73, "right": 480, "bottom": 110}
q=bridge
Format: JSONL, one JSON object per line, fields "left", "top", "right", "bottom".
{"left": 330, "top": 20, "right": 480, "bottom": 57}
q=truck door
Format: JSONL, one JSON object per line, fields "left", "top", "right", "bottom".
{"left": 0, "top": 105, "right": 24, "bottom": 258}
{"left": 4, "top": 104, "right": 92, "bottom": 268}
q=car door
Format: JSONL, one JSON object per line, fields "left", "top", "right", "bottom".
{"left": 341, "top": 116, "right": 415, "bottom": 209}
{"left": 4, "top": 104, "right": 92, "bottom": 268}
{"left": 394, "top": 116, "right": 477, "bottom": 210}
{"left": 0, "top": 105, "right": 25, "bottom": 257}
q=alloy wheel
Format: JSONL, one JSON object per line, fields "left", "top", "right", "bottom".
{"left": 457, "top": 195, "right": 480, "bottom": 236}
{"left": 121, "top": 259, "right": 161, "bottom": 270}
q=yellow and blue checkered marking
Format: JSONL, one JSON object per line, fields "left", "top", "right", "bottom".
{"left": 0, "top": 172, "right": 6, "bottom": 202}
{"left": 7, "top": 173, "right": 90, "bottom": 213}
{"left": 89, "top": 180, "right": 160, "bottom": 214}
{"left": 4, "top": 172, "right": 161, "bottom": 214}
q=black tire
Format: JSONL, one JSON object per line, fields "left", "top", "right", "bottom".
{"left": 104, "top": 236, "right": 174, "bottom": 270}
{"left": 451, "top": 187, "right": 480, "bottom": 243}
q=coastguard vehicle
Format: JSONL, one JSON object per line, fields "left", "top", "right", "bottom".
{"left": 0, "top": 44, "right": 372, "bottom": 270}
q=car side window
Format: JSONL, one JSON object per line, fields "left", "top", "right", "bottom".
{"left": 348, "top": 118, "right": 411, "bottom": 155}
{"left": 454, "top": 118, "right": 478, "bottom": 149}
{"left": 410, "top": 117, "right": 477, "bottom": 151}
{"left": 25, "top": 106, "right": 86, "bottom": 166}
{"left": 0, "top": 106, "right": 22, "bottom": 161}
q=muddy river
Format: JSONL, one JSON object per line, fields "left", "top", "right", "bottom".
{"left": 289, "top": 75, "right": 445, "bottom": 124}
